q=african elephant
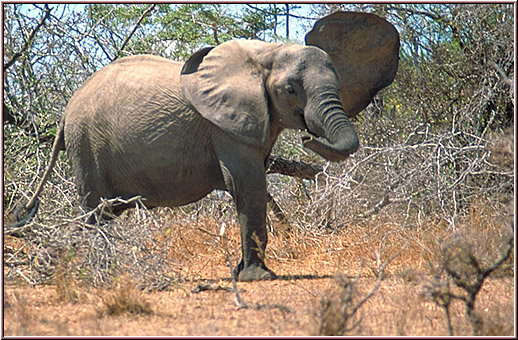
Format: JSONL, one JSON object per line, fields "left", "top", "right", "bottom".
{"left": 9, "top": 12, "right": 399, "bottom": 281}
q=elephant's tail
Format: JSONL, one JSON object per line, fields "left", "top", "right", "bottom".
{"left": 5, "top": 119, "right": 65, "bottom": 234}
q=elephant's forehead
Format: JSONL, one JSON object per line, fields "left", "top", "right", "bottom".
{"left": 274, "top": 45, "right": 331, "bottom": 71}
{"left": 217, "top": 39, "right": 280, "bottom": 54}
{"left": 281, "top": 44, "right": 328, "bottom": 60}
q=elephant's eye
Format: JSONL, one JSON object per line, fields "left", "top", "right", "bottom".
{"left": 284, "top": 84, "right": 295, "bottom": 95}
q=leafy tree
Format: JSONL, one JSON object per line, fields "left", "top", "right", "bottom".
{"left": 85, "top": 4, "right": 278, "bottom": 60}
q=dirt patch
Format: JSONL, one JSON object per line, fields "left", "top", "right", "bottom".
{"left": 3, "top": 276, "right": 514, "bottom": 336}
{"left": 3, "top": 216, "right": 514, "bottom": 336}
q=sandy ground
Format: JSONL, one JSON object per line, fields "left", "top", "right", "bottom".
{"left": 3, "top": 216, "right": 515, "bottom": 336}
{"left": 3, "top": 265, "right": 514, "bottom": 336}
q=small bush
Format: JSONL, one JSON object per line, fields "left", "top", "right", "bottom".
{"left": 316, "top": 257, "right": 390, "bottom": 336}
{"left": 98, "top": 276, "right": 153, "bottom": 317}
{"left": 54, "top": 249, "right": 82, "bottom": 303}
{"left": 424, "top": 221, "right": 513, "bottom": 336}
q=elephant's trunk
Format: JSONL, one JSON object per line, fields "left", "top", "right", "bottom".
{"left": 302, "top": 90, "right": 359, "bottom": 162}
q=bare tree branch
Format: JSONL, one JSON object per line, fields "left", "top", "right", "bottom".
{"left": 115, "top": 4, "right": 156, "bottom": 59}
{"left": 266, "top": 156, "right": 321, "bottom": 179}
{"left": 245, "top": 4, "right": 317, "bottom": 20}
{"left": 3, "top": 5, "right": 52, "bottom": 71}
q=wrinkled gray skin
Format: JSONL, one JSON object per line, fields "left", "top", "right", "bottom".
{"left": 53, "top": 40, "right": 359, "bottom": 281}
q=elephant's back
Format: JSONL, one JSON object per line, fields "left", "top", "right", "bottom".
{"left": 111, "top": 54, "right": 176, "bottom": 65}
{"left": 71, "top": 54, "right": 182, "bottom": 100}
{"left": 63, "top": 54, "right": 187, "bottom": 152}
{"left": 63, "top": 55, "right": 221, "bottom": 208}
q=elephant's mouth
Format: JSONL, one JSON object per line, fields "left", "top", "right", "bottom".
{"left": 300, "top": 132, "right": 322, "bottom": 143}
{"left": 299, "top": 114, "right": 325, "bottom": 143}
{"left": 300, "top": 125, "right": 339, "bottom": 160}
{"left": 299, "top": 122, "right": 328, "bottom": 153}
{"left": 300, "top": 129, "right": 328, "bottom": 149}
{"left": 299, "top": 116, "right": 332, "bottom": 154}
{"left": 300, "top": 119, "right": 358, "bottom": 162}
{"left": 301, "top": 132, "right": 357, "bottom": 162}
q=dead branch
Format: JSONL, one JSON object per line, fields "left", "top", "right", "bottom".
{"left": 424, "top": 225, "right": 514, "bottom": 336}
{"left": 266, "top": 155, "right": 322, "bottom": 179}
{"left": 4, "top": 5, "right": 51, "bottom": 71}
{"left": 115, "top": 4, "right": 156, "bottom": 58}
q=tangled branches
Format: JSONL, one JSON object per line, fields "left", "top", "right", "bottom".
{"left": 270, "top": 124, "right": 513, "bottom": 232}
{"left": 4, "top": 197, "right": 179, "bottom": 289}
{"left": 423, "top": 224, "right": 514, "bottom": 335}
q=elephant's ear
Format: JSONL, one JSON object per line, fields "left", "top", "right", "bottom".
{"left": 181, "top": 46, "right": 214, "bottom": 74}
{"left": 305, "top": 11, "right": 400, "bottom": 117}
{"left": 181, "top": 40, "right": 273, "bottom": 147}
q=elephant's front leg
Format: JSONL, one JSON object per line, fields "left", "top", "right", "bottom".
{"left": 216, "top": 145, "right": 277, "bottom": 281}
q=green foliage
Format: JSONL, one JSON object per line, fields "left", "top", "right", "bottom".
{"left": 85, "top": 4, "right": 278, "bottom": 60}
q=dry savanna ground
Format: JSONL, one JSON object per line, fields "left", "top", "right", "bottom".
{"left": 3, "top": 208, "right": 515, "bottom": 336}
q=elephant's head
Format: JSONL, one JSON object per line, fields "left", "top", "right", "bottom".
{"left": 180, "top": 11, "right": 399, "bottom": 162}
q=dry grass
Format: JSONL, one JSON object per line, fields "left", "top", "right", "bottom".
{"left": 4, "top": 200, "right": 514, "bottom": 336}
{"left": 53, "top": 250, "right": 82, "bottom": 303}
{"left": 97, "top": 276, "right": 154, "bottom": 317}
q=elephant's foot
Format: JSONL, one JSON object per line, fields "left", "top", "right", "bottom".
{"left": 234, "top": 261, "right": 278, "bottom": 282}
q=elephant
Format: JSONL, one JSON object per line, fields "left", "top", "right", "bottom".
{"left": 7, "top": 11, "right": 400, "bottom": 281}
